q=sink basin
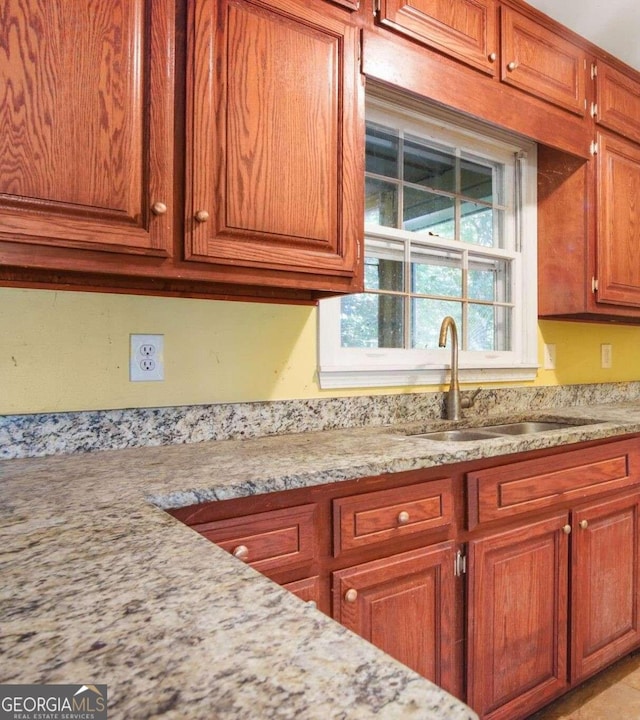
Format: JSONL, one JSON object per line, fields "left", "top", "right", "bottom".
{"left": 481, "top": 421, "right": 575, "bottom": 435}
{"left": 412, "top": 429, "right": 501, "bottom": 442}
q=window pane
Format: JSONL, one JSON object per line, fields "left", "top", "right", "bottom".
{"left": 403, "top": 188, "right": 454, "bottom": 235}
{"left": 412, "top": 248, "right": 462, "bottom": 298}
{"left": 468, "top": 304, "right": 511, "bottom": 351}
{"left": 341, "top": 293, "right": 404, "bottom": 348}
{"left": 461, "top": 158, "right": 493, "bottom": 202}
{"left": 366, "top": 123, "right": 399, "bottom": 178}
{"left": 468, "top": 258, "right": 510, "bottom": 302}
{"left": 404, "top": 138, "right": 455, "bottom": 193}
{"left": 461, "top": 202, "right": 495, "bottom": 246}
{"left": 366, "top": 178, "right": 398, "bottom": 228}
{"left": 364, "top": 256, "right": 405, "bottom": 292}
{"left": 411, "top": 299, "right": 461, "bottom": 349}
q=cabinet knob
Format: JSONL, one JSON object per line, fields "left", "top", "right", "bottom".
{"left": 151, "top": 201, "right": 168, "bottom": 216}
{"left": 507, "top": 61, "right": 518, "bottom": 71}
{"left": 307, "top": 600, "right": 317, "bottom": 609}
{"left": 344, "top": 588, "right": 358, "bottom": 603}
{"left": 397, "top": 510, "right": 410, "bottom": 525}
{"left": 562, "top": 524, "right": 572, "bottom": 534}
{"left": 232, "top": 544, "right": 249, "bottom": 561}
{"left": 488, "top": 52, "right": 497, "bottom": 62}
{"left": 195, "top": 210, "right": 210, "bottom": 223}
{"left": 579, "top": 519, "right": 589, "bottom": 530}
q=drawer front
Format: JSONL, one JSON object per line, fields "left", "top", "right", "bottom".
{"left": 468, "top": 439, "right": 640, "bottom": 528}
{"left": 333, "top": 478, "right": 453, "bottom": 556}
{"left": 193, "top": 504, "right": 316, "bottom": 574}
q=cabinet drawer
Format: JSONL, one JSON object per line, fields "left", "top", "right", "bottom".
{"left": 468, "top": 439, "right": 640, "bottom": 528}
{"left": 333, "top": 479, "right": 453, "bottom": 556}
{"left": 193, "top": 504, "right": 316, "bottom": 574}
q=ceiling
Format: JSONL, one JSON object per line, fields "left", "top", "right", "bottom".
{"left": 525, "top": 0, "right": 640, "bottom": 70}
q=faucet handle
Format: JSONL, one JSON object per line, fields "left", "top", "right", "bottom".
{"left": 461, "top": 388, "right": 481, "bottom": 410}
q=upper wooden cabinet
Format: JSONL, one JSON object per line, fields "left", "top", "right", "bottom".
{"left": 500, "top": 7, "right": 586, "bottom": 116}
{"left": 0, "top": 0, "right": 175, "bottom": 258}
{"left": 595, "top": 61, "right": 640, "bottom": 143}
{"left": 185, "top": 0, "right": 364, "bottom": 287}
{"left": 376, "top": 0, "right": 499, "bottom": 75}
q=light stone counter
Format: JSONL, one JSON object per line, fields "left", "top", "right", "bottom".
{"left": 3, "top": 401, "right": 640, "bottom": 719}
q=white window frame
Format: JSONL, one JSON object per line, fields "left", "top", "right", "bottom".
{"left": 318, "top": 92, "right": 538, "bottom": 390}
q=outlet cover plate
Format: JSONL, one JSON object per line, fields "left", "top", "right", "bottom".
{"left": 130, "top": 334, "right": 164, "bottom": 382}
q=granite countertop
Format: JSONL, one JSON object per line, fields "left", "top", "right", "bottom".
{"left": 3, "top": 402, "right": 640, "bottom": 719}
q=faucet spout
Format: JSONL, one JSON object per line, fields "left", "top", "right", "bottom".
{"left": 438, "top": 316, "right": 462, "bottom": 421}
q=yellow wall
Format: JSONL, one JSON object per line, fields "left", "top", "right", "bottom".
{"left": 2, "top": 287, "right": 640, "bottom": 415}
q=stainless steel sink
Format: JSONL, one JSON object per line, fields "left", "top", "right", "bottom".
{"left": 412, "top": 429, "right": 502, "bottom": 442}
{"left": 410, "top": 419, "right": 587, "bottom": 442}
{"left": 481, "top": 421, "right": 574, "bottom": 435}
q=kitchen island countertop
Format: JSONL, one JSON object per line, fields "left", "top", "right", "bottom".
{"left": 4, "top": 401, "right": 640, "bottom": 719}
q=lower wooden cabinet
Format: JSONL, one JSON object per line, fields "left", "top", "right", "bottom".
{"left": 332, "top": 542, "right": 457, "bottom": 692}
{"left": 467, "top": 489, "right": 640, "bottom": 720}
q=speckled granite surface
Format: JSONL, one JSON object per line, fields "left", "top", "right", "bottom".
{"left": 4, "top": 399, "right": 640, "bottom": 719}
{"left": 4, "top": 382, "right": 640, "bottom": 459}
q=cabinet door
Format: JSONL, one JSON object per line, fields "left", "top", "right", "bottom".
{"left": 0, "top": 0, "right": 174, "bottom": 258}
{"left": 500, "top": 7, "right": 586, "bottom": 116}
{"left": 186, "top": 0, "right": 363, "bottom": 284}
{"left": 377, "top": 0, "right": 498, "bottom": 75}
{"left": 572, "top": 491, "right": 640, "bottom": 683}
{"left": 596, "top": 132, "right": 640, "bottom": 307}
{"left": 332, "top": 542, "right": 456, "bottom": 692}
{"left": 596, "top": 61, "right": 640, "bottom": 144}
{"left": 467, "top": 513, "right": 569, "bottom": 720}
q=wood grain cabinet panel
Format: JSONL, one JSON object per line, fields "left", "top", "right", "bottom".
{"left": 596, "top": 131, "right": 640, "bottom": 308}
{"left": 332, "top": 542, "right": 457, "bottom": 692}
{"left": 0, "top": 0, "right": 174, "bottom": 257}
{"left": 500, "top": 7, "right": 586, "bottom": 115}
{"left": 571, "top": 492, "right": 640, "bottom": 683}
{"left": 377, "top": 0, "right": 498, "bottom": 75}
{"left": 595, "top": 61, "right": 640, "bottom": 143}
{"left": 191, "top": 504, "right": 317, "bottom": 577}
{"left": 186, "top": 0, "right": 363, "bottom": 284}
{"left": 467, "top": 513, "right": 570, "bottom": 720}
{"left": 282, "top": 576, "right": 322, "bottom": 606}
{"left": 333, "top": 478, "right": 453, "bottom": 556}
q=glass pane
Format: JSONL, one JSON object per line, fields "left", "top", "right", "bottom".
{"left": 468, "top": 258, "right": 510, "bottom": 302}
{"left": 366, "top": 178, "right": 398, "bottom": 228}
{"left": 411, "top": 299, "right": 461, "bottom": 349}
{"left": 403, "top": 188, "right": 454, "bottom": 235}
{"left": 364, "top": 256, "right": 405, "bottom": 292}
{"left": 468, "top": 304, "right": 511, "bottom": 351}
{"left": 461, "top": 202, "right": 495, "bottom": 246}
{"left": 461, "top": 158, "right": 493, "bottom": 202}
{"left": 412, "top": 248, "right": 462, "bottom": 298}
{"left": 341, "top": 293, "right": 404, "bottom": 348}
{"left": 366, "top": 123, "right": 399, "bottom": 178}
{"left": 404, "top": 138, "right": 455, "bottom": 192}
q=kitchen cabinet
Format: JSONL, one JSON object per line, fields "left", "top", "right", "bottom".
{"left": 467, "top": 513, "right": 570, "bottom": 720}
{"left": 595, "top": 60, "right": 640, "bottom": 143}
{"left": 375, "top": 0, "right": 499, "bottom": 75}
{"left": 333, "top": 542, "right": 457, "bottom": 691}
{"left": 500, "top": 6, "right": 586, "bottom": 116}
{"left": 185, "top": 0, "right": 364, "bottom": 292}
{"left": 0, "top": 0, "right": 175, "bottom": 265}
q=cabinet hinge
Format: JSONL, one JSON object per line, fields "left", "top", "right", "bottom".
{"left": 590, "top": 140, "right": 598, "bottom": 155}
{"left": 592, "top": 277, "right": 599, "bottom": 293}
{"left": 590, "top": 102, "right": 598, "bottom": 119}
{"left": 591, "top": 63, "right": 598, "bottom": 80}
{"left": 373, "top": 0, "right": 380, "bottom": 15}
{"left": 454, "top": 550, "right": 466, "bottom": 577}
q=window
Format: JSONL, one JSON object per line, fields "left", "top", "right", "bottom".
{"left": 319, "top": 92, "right": 538, "bottom": 389}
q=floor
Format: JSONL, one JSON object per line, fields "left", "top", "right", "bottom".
{"left": 527, "top": 650, "right": 640, "bottom": 719}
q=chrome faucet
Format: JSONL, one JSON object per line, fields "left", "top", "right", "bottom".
{"left": 438, "top": 316, "right": 470, "bottom": 421}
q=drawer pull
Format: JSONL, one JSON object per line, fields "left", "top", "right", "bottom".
{"left": 232, "top": 544, "right": 249, "bottom": 561}
{"left": 344, "top": 588, "right": 358, "bottom": 603}
{"left": 507, "top": 61, "right": 518, "bottom": 71}
{"left": 488, "top": 52, "right": 497, "bottom": 62}
{"left": 562, "top": 524, "right": 572, "bottom": 535}
{"left": 307, "top": 600, "right": 317, "bottom": 609}
{"left": 580, "top": 519, "right": 589, "bottom": 530}
{"left": 397, "top": 510, "right": 410, "bottom": 525}
{"left": 151, "top": 201, "right": 168, "bottom": 215}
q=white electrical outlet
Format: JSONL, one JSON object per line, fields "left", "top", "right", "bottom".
{"left": 130, "top": 334, "right": 164, "bottom": 382}
{"left": 543, "top": 344, "right": 556, "bottom": 370}
{"left": 601, "top": 343, "right": 612, "bottom": 369}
